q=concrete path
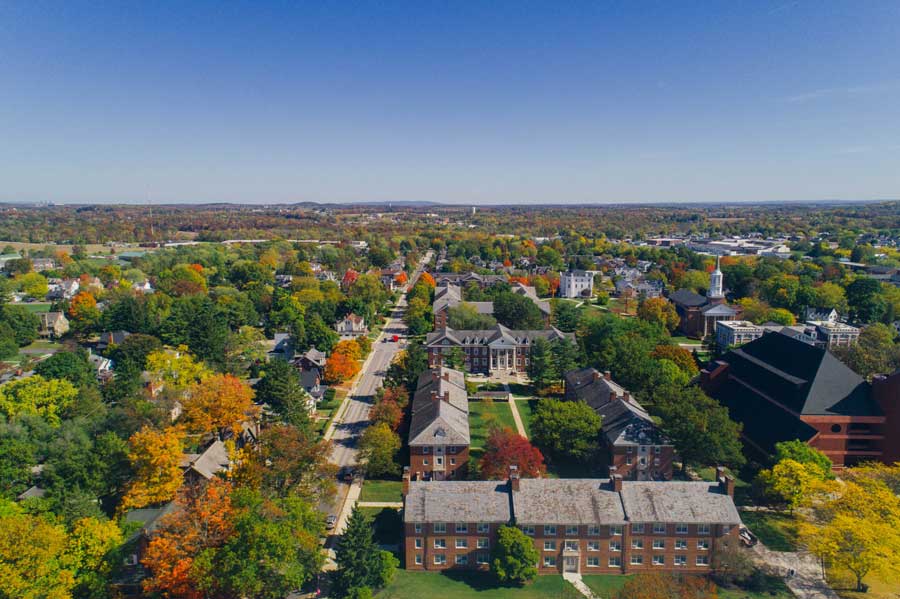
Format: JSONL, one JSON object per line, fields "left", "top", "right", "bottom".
{"left": 502, "top": 383, "right": 528, "bottom": 438}
{"left": 356, "top": 501, "right": 403, "bottom": 508}
{"left": 751, "top": 540, "right": 838, "bottom": 599}
{"left": 563, "top": 572, "right": 599, "bottom": 599}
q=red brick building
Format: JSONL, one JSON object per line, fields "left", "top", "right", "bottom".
{"left": 564, "top": 368, "right": 674, "bottom": 480}
{"left": 402, "top": 468, "right": 740, "bottom": 575}
{"left": 702, "top": 332, "right": 893, "bottom": 468}
{"left": 426, "top": 325, "right": 573, "bottom": 375}
{"left": 409, "top": 368, "right": 470, "bottom": 481}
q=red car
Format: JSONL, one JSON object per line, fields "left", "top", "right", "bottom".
{"left": 391, "top": 334, "right": 400, "bottom": 342}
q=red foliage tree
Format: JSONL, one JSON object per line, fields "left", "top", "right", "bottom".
{"left": 479, "top": 427, "right": 546, "bottom": 480}
{"left": 370, "top": 399, "right": 403, "bottom": 431}
{"left": 418, "top": 271, "right": 436, "bottom": 288}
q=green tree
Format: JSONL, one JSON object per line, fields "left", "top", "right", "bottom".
{"left": 34, "top": 350, "right": 96, "bottom": 389}
{"left": 774, "top": 440, "right": 833, "bottom": 478}
{"left": 0, "top": 375, "right": 79, "bottom": 426}
{"left": 443, "top": 346, "right": 466, "bottom": 370}
{"left": 385, "top": 343, "right": 428, "bottom": 392}
{"left": 833, "top": 323, "right": 900, "bottom": 379}
{"left": 531, "top": 399, "right": 602, "bottom": 462}
{"left": 253, "top": 358, "right": 312, "bottom": 429}
{"left": 846, "top": 277, "right": 886, "bottom": 323}
{"left": 403, "top": 297, "right": 432, "bottom": 335}
{"left": 0, "top": 322, "right": 17, "bottom": 360}
{"left": 334, "top": 506, "right": 399, "bottom": 597}
{"left": 637, "top": 297, "right": 680, "bottom": 333}
{"left": 17, "top": 272, "right": 48, "bottom": 299}
{"left": 550, "top": 338, "right": 579, "bottom": 378}
{"left": 493, "top": 292, "right": 544, "bottom": 330}
{"left": 357, "top": 422, "right": 400, "bottom": 478}
{"left": 550, "top": 300, "right": 581, "bottom": 332}
{"left": 0, "top": 304, "right": 40, "bottom": 346}
{"left": 490, "top": 525, "right": 540, "bottom": 585}
{"left": 447, "top": 302, "right": 497, "bottom": 330}
{"left": 526, "top": 337, "right": 556, "bottom": 391}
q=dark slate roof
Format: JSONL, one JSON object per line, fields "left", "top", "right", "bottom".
{"left": 564, "top": 367, "right": 626, "bottom": 410}
{"left": 426, "top": 325, "right": 572, "bottom": 347}
{"left": 409, "top": 367, "right": 470, "bottom": 446}
{"left": 598, "top": 399, "right": 669, "bottom": 447}
{"left": 669, "top": 289, "right": 707, "bottom": 307}
{"left": 721, "top": 333, "right": 879, "bottom": 417}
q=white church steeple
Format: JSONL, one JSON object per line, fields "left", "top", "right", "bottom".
{"left": 708, "top": 256, "right": 724, "bottom": 299}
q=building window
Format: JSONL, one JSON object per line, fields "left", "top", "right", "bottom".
{"left": 522, "top": 525, "right": 535, "bottom": 536}
{"left": 423, "top": 459, "right": 429, "bottom": 466}
{"left": 632, "top": 523, "right": 644, "bottom": 534}
{"left": 434, "top": 539, "right": 446, "bottom": 549}
{"left": 653, "top": 555, "right": 665, "bottom": 565}
{"left": 630, "top": 555, "right": 644, "bottom": 565}
{"left": 543, "top": 556, "right": 557, "bottom": 567}
{"left": 476, "top": 553, "right": 489, "bottom": 565}
{"left": 423, "top": 447, "right": 430, "bottom": 454}
{"left": 588, "top": 525, "right": 600, "bottom": 536}
{"left": 477, "top": 522, "right": 489, "bottom": 533}
{"left": 653, "top": 523, "right": 666, "bottom": 534}
{"left": 674, "top": 555, "right": 686, "bottom": 566}
{"left": 652, "top": 539, "right": 665, "bottom": 550}
{"left": 609, "top": 556, "right": 622, "bottom": 567}
{"left": 415, "top": 524, "right": 422, "bottom": 534}
{"left": 434, "top": 554, "right": 446, "bottom": 565}
{"left": 564, "top": 540, "right": 579, "bottom": 552}
{"left": 566, "top": 525, "right": 578, "bottom": 536}
{"left": 456, "top": 539, "right": 468, "bottom": 549}
{"left": 544, "top": 525, "right": 557, "bottom": 536}
{"left": 697, "top": 540, "right": 710, "bottom": 550}
{"left": 587, "top": 541, "right": 600, "bottom": 551}
{"left": 456, "top": 523, "right": 468, "bottom": 534}
{"left": 722, "top": 525, "right": 733, "bottom": 535}
{"left": 610, "top": 541, "right": 621, "bottom": 552}
{"left": 587, "top": 557, "right": 600, "bottom": 567}
{"left": 676, "top": 523, "right": 689, "bottom": 534}
{"left": 675, "top": 539, "right": 687, "bottom": 550}
{"left": 696, "top": 555, "right": 709, "bottom": 566}
{"left": 414, "top": 538, "right": 422, "bottom": 549}
{"left": 626, "top": 456, "right": 633, "bottom": 465}
{"left": 611, "top": 525, "right": 623, "bottom": 536}
{"left": 449, "top": 446, "right": 457, "bottom": 454}
{"left": 415, "top": 554, "right": 423, "bottom": 565}
{"left": 697, "top": 524, "right": 710, "bottom": 535}
{"left": 434, "top": 523, "right": 446, "bottom": 534}
{"left": 544, "top": 541, "right": 557, "bottom": 551}
{"left": 450, "top": 458, "right": 456, "bottom": 465}
{"left": 456, "top": 555, "right": 468, "bottom": 565}
{"left": 632, "top": 539, "right": 643, "bottom": 550}
{"left": 654, "top": 446, "right": 661, "bottom": 454}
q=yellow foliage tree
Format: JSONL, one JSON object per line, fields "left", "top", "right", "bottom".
{"left": 0, "top": 504, "right": 75, "bottom": 599}
{"left": 180, "top": 373, "right": 259, "bottom": 436}
{"left": 121, "top": 426, "right": 185, "bottom": 511}
{"left": 145, "top": 346, "right": 211, "bottom": 391}
{"left": 757, "top": 458, "right": 818, "bottom": 514}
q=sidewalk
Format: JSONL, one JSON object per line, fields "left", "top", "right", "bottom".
{"left": 563, "top": 573, "right": 599, "bottom": 599}
{"left": 356, "top": 501, "right": 403, "bottom": 508}
{"left": 751, "top": 540, "right": 839, "bottom": 599}
{"left": 503, "top": 382, "right": 528, "bottom": 438}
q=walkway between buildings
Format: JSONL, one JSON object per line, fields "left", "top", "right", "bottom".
{"left": 502, "top": 382, "right": 528, "bottom": 438}
{"left": 563, "top": 573, "right": 600, "bottom": 599}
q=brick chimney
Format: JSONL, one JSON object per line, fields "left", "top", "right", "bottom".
{"left": 442, "top": 370, "right": 450, "bottom": 381}
{"left": 443, "top": 390, "right": 450, "bottom": 402}
{"left": 402, "top": 467, "right": 411, "bottom": 497}
{"left": 430, "top": 390, "right": 439, "bottom": 402}
{"left": 592, "top": 370, "right": 601, "bottom": 381}
{"left": 509, "top": 465, "right": 520, "bottom": 491}
{"left": 610, "top": 391, "right": 618, "bottom": 402}
{"left": 623, "top": 392, "right": 630, "bottom": 403}
{"left": 604, "top": 370, "right": 612, "bottom": 381}
{"left": 611, "top": 474, "right": 623, "bottom": 492}
{"left": 715, "top": 466, "right": 725, "bottom": 481}
{"left": 719, "top": 473, "right": 735, "bottom": 498}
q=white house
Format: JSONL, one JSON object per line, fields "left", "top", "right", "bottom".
{"left": 559, "top": 270, "right": 594, "bottom": 299}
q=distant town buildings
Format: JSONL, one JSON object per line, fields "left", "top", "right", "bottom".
{"left": 335, "top": 313, "right": 368, "bottom": 337}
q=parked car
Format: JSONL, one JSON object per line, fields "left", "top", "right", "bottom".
{"left": 339, "top": 467, "right": 355, "bottom": 483}
{"left": 739, "top": 525, "right": 758, "bottom": 547}
{"left": 325, "top": 515, "right": 337, "bottom": 530}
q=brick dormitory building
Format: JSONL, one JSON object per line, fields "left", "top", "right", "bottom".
{"left": 409, "top": 367, "right": 470, "bottom": 481}
{"left": 402, "top": 467, "right": 741, "bottom": 575}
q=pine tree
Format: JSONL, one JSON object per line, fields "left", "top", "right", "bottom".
{"left": 334, "top": 507, "right": 398, "bottom": 597}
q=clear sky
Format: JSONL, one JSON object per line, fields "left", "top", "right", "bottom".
{"left": 1, "top": 1, "right": 898, "bottom": 205}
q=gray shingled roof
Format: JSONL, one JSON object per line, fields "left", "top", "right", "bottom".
{"left": 404, "top": 480, "right": 512, "bottom": 523}
{"left": 669, "top": 289, "right": 707, "bottom": 307}
{"left": 598, "top": 399, "right": 670, "bottom": 447}
{"left": 426, "top": 325, "right": 572, "bottom": 347}
{"left": 620, "top": 481, "right": 741, "bottom": 524}
{"left": 409, "top": 368, "right": 470, "bottom": 446}
{"left": 564, "top": 367, "right": 626, "bottom": 409}
{"left": 513, "top": 479, "right": 626, "bottom": 525}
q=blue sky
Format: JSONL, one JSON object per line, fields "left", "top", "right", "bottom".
{"left": 0, "top": 1, "right": 898, "bottom": 204}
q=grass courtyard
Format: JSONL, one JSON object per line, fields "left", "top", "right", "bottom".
{"left": 738, "top": 510, "right": 799, "bottom": 552}
{"left": 376, "top": 571, "right": 583, "bottom": 599}
{"left": 467, "top": 399, "right": 517, "bottom": 459}
{"left": 581, "top": 574, "right": 793, "bottom": 599}
{"left": 359, "top": 479, "right": 403, "bottom": 503}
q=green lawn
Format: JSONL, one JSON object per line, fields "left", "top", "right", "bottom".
{"left": 377, "top": 571, "right": 583, "bottom": 599}
{"left": 669, "top": 334, "right": 702, "bottom": 345}
{"left": 581, "top": 574, "right": 630, "bottom": 597}
{"left": 19, "top": 303, "right": 52, "bottom": 313}
{"left": 360, "top": 479, "right": 403, "bottom": 503}
{"left": 738, "top": 509, "right": 799, "bottom": 551}
{"left": 468, "top": 399, "right": 517, "bottom": 453}
{"left": 582, "top": 574, "right": 792, "bottom": 599}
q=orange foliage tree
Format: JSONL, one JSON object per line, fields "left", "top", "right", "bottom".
{"left": 394, "top": 271, "right": 408, "bottom": 285}
{"left": 418, "top": 271, "right": 436, "bottom": 288}
{"left": 68, "top": 291, "right": 100, "bottom": 329}
{"left": 324, "top": 351, "right": 360, "bottom": 384}
{"left": 181, "top": 374, "right": 259, "bottom": 436}
{"left": 121, "top": 426, "right": 184, "bottom": 511}
{"left": 370, "top": 399, "right": 403, "bottom": 431}
{"left": 332, "top": 339, "right": 362, "bottom": 360}
{"left": 651, "top": 345, "right": 699, "bottom": 376}
{"left": 141, "top": 479, "right": 235, "bottom": 599}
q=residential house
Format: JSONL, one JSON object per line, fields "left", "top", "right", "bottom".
{"left": 31, "top": 258, "right": 57, "bottom": 272}
{"left": 97, "top": 330, "right": 131, "bottom": 351}
{"left": 403, "top": 468, "right": 740, "bottom": 575}
{"left": 702, "top": 332, "right": 894, "bottom": 468}
{"left": 409, "top": 367, "right": 470, "bottom": 481}
{"left": 425, "top": 325, "right": 573, "bottom": 375}
{"left": 564, "top": 368, "right": 674, "bottom": 480}
{"left": 804, "top": 307, "right": 840, "bottom": 323}
{"left": 268, "top": 332, "right": 294, "bottom": 361}
{"left": 335, "top": 313, "right": 368, "bottom": 337}
{"left": 38, "top": 312, "right": 69, "bottom": 339}
{"left": 433, "top": 272, "right": 507, "bottom": 288}
{"left": 559, "top": 270, "right": 594, "bottom": 298}
{"left": 88, "top": 350, "right": 114, "bottom": 381}
{"left": 47, "top": 278, "right": 80, "bottom": 300}
{"left": 380, "top": 268, "right": 405, "bottom": 292}
{"left": 295, "top": 347, "right": 327, "bottom": 402}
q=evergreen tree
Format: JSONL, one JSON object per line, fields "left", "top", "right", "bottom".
{"left": 254, "top": 359, "right": 312, "bottom": 431}
{"left": 526, "top": 337, "right": 556, "bottom": 391}
{"left": 334, "top": 507, "right": 398, "bottom": 597}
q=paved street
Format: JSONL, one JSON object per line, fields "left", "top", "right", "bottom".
{"left": 322, "top": 250, "right": 432, "bottom": 550}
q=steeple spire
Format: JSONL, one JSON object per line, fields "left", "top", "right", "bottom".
{"left": 708, "top": 255, "right": 724, "bottom": 299}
